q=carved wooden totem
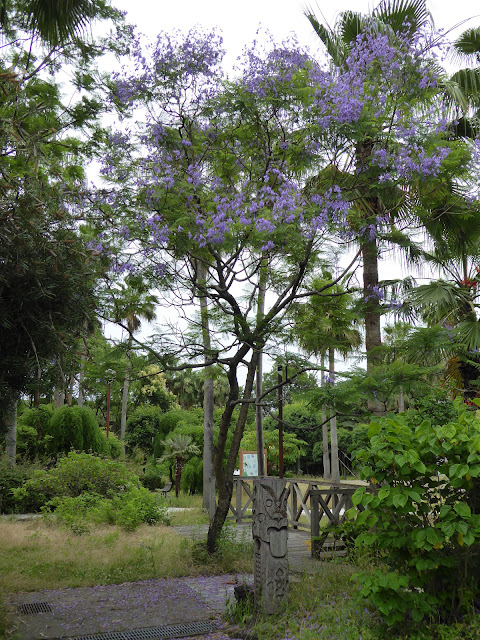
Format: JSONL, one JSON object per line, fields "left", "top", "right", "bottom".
{"left": 252, "top": 478, "right": 289, "bottom": 614}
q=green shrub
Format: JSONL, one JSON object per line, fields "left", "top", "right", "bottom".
{"left": 345, "top": 399, "right": 480, "bottom": 627}
{"left": 180, "top": 456, "right": 203, "bottom": 494}
{"left": 50, "top": 486, "right": 170, "bottom": 532}
{"left": 140, "top": 462, "right": 165, "bottom": 491}
{"left": 0, "top": 456, "right": 43, "bottom": 513}
{"left": 125, "top": 405, "right": 166, "bottom": 453}
{"left": 47, "top": 406, "right": 109, "bottom": 456}
{"left": 12, "top": 452, "right": 138, "bottom": 512}
{"left": 17, "top": 405, "right": 54, "bottom": 458}
{"left": 106, "top": 432, "right": 123, "bottom": 458}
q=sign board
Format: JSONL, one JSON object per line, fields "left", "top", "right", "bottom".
{"left": 239, "top": 450, "right": 267, "bottom": 477}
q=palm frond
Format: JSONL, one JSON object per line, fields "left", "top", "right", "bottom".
{"left": 24, "top": 0, "right": 100, "bottom": 46}
{"left": 451, "top": 27, "right": 480, "bottom": 65}
{"left": 455, "top": 320, "right": 480, "bottom": 351}
{"left": 373, "top": 0, "right": 432, "bottom": 37}
{"left": 303, "top": 8, "right": 346, "bottom": 66}
{"left": 338, "top": 11, "right": 367, "bottom": 46}
{"left": 408, "top": 281, "right": 472, "bottom": 324}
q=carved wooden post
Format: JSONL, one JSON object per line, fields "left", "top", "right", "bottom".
{"left": 252, "top": 478, "right": 289, "bottom": 614}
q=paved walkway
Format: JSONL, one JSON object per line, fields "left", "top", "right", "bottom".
{"left": 8, "top": 523, "right": 318, "bottom": 640}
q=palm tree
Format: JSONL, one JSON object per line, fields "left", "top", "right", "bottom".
{"left": 292, "top": 276, "right": 361, "bottom": 482}
{"left": 306, "top": 3, "right": 430, "bottom": 357}
{"left": 305, "top": 1, "right": 480, "bottom": 412}
{"left": 159, "top": 434, "right": 201, "bottom": 498}
{"left": 112, "top": 280, "right": 157, "bottom": 450}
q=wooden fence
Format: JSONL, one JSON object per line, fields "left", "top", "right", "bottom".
{"left": 228, "top": 477, "right": 368, "bottom": 534}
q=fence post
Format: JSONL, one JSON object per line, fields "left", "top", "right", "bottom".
{"left": 236, "top": 478, "right": 242, "bottom": 523}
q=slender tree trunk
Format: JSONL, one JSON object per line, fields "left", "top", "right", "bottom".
{"left": 255, "top": 266, "right": 267, "bottom": 477}
{"left": 4, "top": 397, "right": 18, "bottom": 467}
{"left": 120, "top": 336, "right": 132, "bottom": 454}
{"left": 78, "top": 334, "right": 87, "bottom": 407}
{"left": 320, "top": 352, "right": 330, "bottom": 479}
{"left": 198, "top": 261, "right": 215, "bottom": 518}
{"left": 34, "top": 364, "right": 41, "bottom": 408}
{"left": 329, "top": 348, "right": 340, "bottom": 484}
{"left": 66, "top": 374, "right": 75, "bottom": 406}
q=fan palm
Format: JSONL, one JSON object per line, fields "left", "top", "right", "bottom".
{"left": 304, "top": 1, "right": 433, "bottom": 377}
{"left": 0, "top": 0, "right": 109, "bottom": 46}
{"left": 305, "top": 1, "right": 480, "bottom": 410}
{"left": 112, "top": 280, "right": 157, "bottom": 448}
{"left": 292, "top": 276, "right": 361, "bottom": 482}
{"left": 159, "top": 434, "right": 201, "bottom": 498}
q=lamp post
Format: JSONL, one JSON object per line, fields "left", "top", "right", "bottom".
{"left": 105, "top": 369, "right": 115, "bottom": 439}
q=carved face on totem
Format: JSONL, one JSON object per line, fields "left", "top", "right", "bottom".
{"left": 252, "top": 480, "right": 288, "bottom": 557}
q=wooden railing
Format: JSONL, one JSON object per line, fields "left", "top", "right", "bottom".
{"left": 228, "top": 477, "right": 368, "bottom": 534}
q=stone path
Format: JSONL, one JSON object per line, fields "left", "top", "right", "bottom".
{"left": 8, "top": 523, "right": 318, "bottom": 640}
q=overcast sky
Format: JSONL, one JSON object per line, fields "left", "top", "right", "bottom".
{"left": 111, "top": 0, "right": 480, "bottom": 69}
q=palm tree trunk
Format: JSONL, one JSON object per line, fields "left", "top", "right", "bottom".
{"left": 198, "top": 261, "right": 215, "bottom": 518}
{"left": 175, "top": 455, "right": 184, "bottom": 498}
{"left": 320, "top": 352, "right": 330, "bottom": 478}
{"left": 362, "top": 237, "right": 384, "bottom": 415}
{"left": 329, "top": 348, "right": 340, "bottom": 484}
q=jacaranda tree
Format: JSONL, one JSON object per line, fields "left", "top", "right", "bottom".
{"left": 90, "top": 23, "right": 476, "bottom": 549}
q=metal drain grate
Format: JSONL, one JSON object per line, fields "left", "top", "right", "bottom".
{"left": 73, "top": 621, "right": 219, "bottom": 640}
{"left": 16, "top": 602, "right": 52, "bottom": 615}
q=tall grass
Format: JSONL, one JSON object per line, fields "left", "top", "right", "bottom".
{"left": 0, "top": 518, "right": 252, "bottom": 596}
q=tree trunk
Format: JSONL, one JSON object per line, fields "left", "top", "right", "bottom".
{"left": 329, "top": 348, "right": 340, "bottom": 484}
{"left": 320, "top": 352, "right": 330, "bottom": 478}
{"left": 78, "top": 334, "right": 87, "bottom": 407}
{"left": 66, "top": 374, "right": 75, "bottom": 406}
{"left": 53, "top": 389, "right": 64, "bottom": 407}
{"left": 198, "top": 261, "right": 215, "bottom": 518}
{"left": 120, "top": 336, "right": 131, "bottom": 455}
{"left": 175, "top": 455, "right": 184, "bottom": 498}
{"left": 362, "top": 237, "right": 384, "bottom": 416}
{"left": 4, "top": 397, "right": 18, "bottom": 467}
{"left": 207, "top": 347, "right": 260, "bottom": 553}
{"left": 255, "top": 266, "right": 267, "bottom": 477}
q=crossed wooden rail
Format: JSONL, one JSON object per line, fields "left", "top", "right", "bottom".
{"left": 228, "top": 477, "right": 369, "bottom": 535}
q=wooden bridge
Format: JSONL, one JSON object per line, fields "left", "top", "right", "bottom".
{"left": 174, "top": 478, "right": 370, "bottom": 571}
{"left": 228, "top": 477, "right": 369, "bottom": 564}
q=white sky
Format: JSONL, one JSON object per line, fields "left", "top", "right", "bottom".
{"left": 111, "top": 0, "right": 480, "bottom": 70}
